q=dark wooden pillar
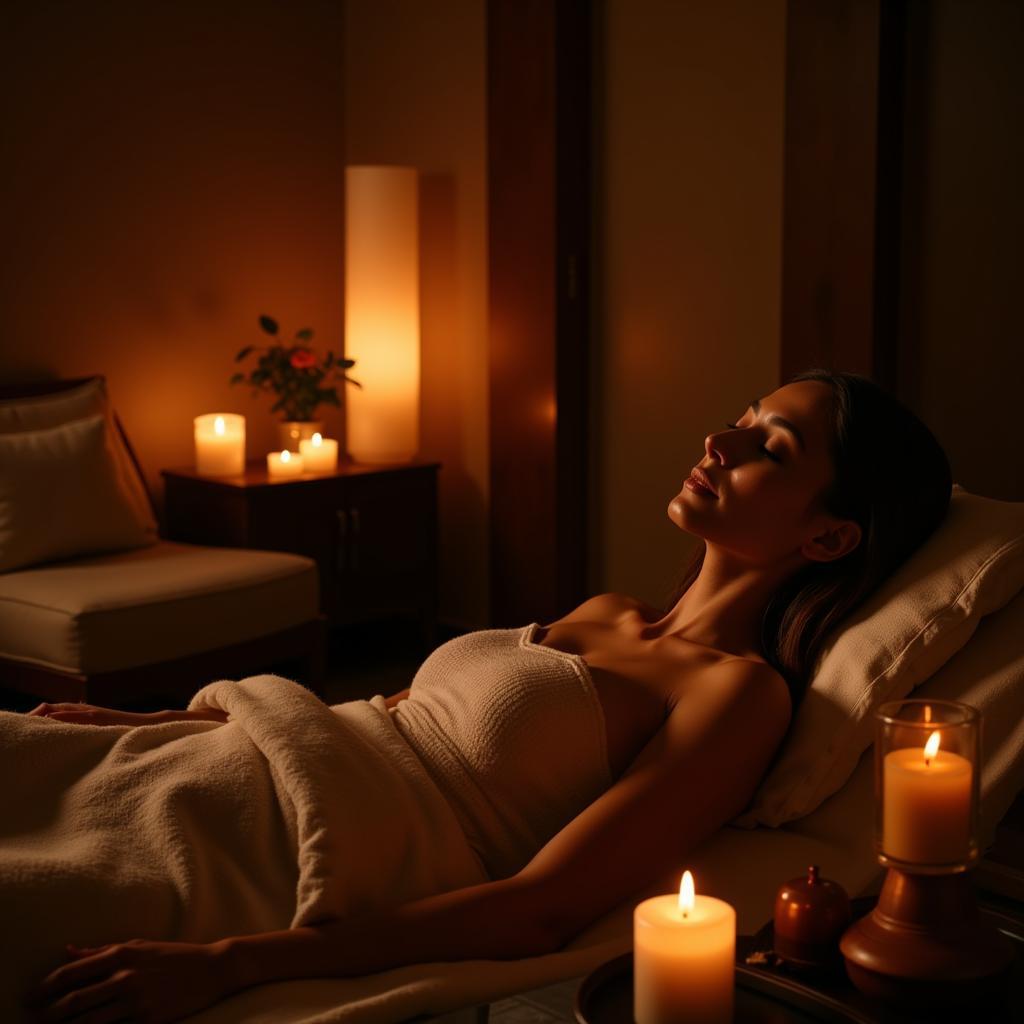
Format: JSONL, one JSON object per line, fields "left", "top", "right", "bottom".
{"left": 487, "top": 0, "right": 591, "bottom": 627}
{"left": 780, "top": 0, "right": 907, "bottom": 389}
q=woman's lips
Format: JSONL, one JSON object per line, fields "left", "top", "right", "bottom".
{"left": 685, "top": 471, "right": 718, "bottom": 498}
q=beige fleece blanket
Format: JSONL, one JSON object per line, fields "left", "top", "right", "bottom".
{"left": 0, "top": 675, "right": 487, "bottom": 1021}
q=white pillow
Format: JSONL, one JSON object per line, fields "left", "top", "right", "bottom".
{"left": 0, "top": 416, "right": 155, "bottom": 572}
{"left": 910, "top": 587, "right": 1024, "bottom": 853}
{"left": 0, "top": 379, "right": 157, "bottom": 541}
{"left": 734, "top": 485, "right": 1024, "bottom": 828}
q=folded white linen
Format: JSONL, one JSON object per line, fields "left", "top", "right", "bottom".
{"left": 0, "top": 675, "right": 486, "bottom": 1021}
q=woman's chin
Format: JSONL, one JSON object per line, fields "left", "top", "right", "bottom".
{"left": 667, "top": 496, "right": 701, "bottom": 531}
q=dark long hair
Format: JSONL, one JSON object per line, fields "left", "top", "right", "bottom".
{"left": 662, "top": 369, "right": 952, "bottom": 706}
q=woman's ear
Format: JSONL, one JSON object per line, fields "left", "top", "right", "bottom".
{"left": 802, "top": 519, "right": 862, "bottom": 563}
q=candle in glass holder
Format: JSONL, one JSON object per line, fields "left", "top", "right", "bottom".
{"left": 883, "top": 729, "right": 973, "bottom": 865}
{"left": 634, "top": 871, "right": 735, "bottom": 1024}
{"left": 299, "top": 432, "right": 338, "bottom": 473}
{"left": 267, "top": 449, "right": 304, "bottom": 479}
{"left": 194, "top": 413, "right": 245, "bottom": 476}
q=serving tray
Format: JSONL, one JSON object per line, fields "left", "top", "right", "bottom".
{"left": 574, "top": 900, "right": 1024, "bottom": 1024}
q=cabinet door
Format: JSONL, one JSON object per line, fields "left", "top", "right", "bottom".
{"left": 337, "top": 469, "right": 437, "bottom": 621}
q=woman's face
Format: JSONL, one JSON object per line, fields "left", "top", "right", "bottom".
{"left": 668, "top": 380, "right": 857, "bottom": 566}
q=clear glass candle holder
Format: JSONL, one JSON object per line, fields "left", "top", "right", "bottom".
{"left": 874, "top": 699, "right": 980, "bottom": 875}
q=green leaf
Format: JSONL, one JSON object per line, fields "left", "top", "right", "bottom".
{"left": 235, "top": 345, "right": 254, "bottom": 362}
{"left": 339, "top": 358, "right": 356, "bottom": 369}
{"left": 344, "top": 375, "right": 363, "bottom": 389}
{"left": 229, "top": 372, "right": 244, "bottom": 386}
{"left": 295, "top": 328, "right": 314, "bottom": 341}
{"left": 259, "top": 315, "right": 279, "bottom": 336}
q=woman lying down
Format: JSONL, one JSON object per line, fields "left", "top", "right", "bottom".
{"left": 5, "top": 369, "right": 951, "bottom": 1024}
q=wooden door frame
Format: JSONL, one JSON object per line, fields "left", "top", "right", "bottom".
{"left": 780, "top": 0, "right": 907, "bottom": 389}
{"left": 487, "top": 0, "right": 592, "bottom": 627}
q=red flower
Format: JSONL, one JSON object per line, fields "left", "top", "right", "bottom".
{"left": 290, "top": 348, "right": 316, "bottom": 369}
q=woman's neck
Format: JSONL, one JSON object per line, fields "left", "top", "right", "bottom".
{"left": 646, "top": 545, "right": 803, "bottom": 657}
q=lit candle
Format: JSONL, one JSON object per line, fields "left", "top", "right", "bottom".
{"left": 634, "top": 871, "right": 735, "bottom": 1024}
{"left": 298, "top": 432, "right": 338, "bottom": 473}
{"left": 194, "top": 413, "right": 245, "bottom": 476}
{"left": 883, "top": 729, "right": 973, "bottom": 865}
{"left": 267, "top": 449, "right": 304, "bottom": 479}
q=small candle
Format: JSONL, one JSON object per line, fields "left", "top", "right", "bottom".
{"left": 883, "top": 729, "right": 973, "bottom": 865}
{"left": 299, "top": 432, "right": 338, "bottom": 473}
{"left": 194, "top": 413, "right": 245, "bottom": 476}
{"left": 267, "top": 449, "right": 304, "bottom": 479}
{"left": 634, "top": 871, "right": 735, "bottom": 1024}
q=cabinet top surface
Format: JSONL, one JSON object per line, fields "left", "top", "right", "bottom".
{"left": 162, "top": 458, "right": 440, "bottom": 489}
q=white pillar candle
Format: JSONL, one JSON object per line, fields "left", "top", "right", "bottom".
{"left": 298, "top": 432, "right": 338, "bottom": 473}
{"left": 883, "top": 730, "right": 973, "bottom": 865}
{"left": 267, "top": 449, "right": 304, "bottom": 479}
{"left": 634, "top": 871, "right": 735, "bottom": 1024}
{"left": 194, "top": 414, "right": 245, "bottom": 476}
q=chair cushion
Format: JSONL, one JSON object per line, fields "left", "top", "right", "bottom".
{"left": 0, "top": 379, "right": 158, "bottom": 541}
{"left": 734, "top": 485, "right": 1024, "bottom": 828}
{"left": 0, "top": 541, "right": 319, "bottom": 674}
{"left": 0, "top": 416, "right": 155, "bottom": 573}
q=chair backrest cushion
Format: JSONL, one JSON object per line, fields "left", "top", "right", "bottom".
{"left": 0, "top": 378, "right": 157, "bottom": 542}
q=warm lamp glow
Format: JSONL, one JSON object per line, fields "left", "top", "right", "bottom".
{"left": 678, "top": 871, "right": 695, "bottom": 916}
{"left": 345, "top": 165, "right": 420, "bottom": 464}
{"left": 924, "top": 730, "right": 941, "bottom": 764}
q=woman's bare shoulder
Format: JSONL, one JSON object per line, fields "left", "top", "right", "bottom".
{"left": 564, "top": 592, "right": 659, "bottom": 623}
{"left": 668, "top": 655, "right": 792, "bottom": 744}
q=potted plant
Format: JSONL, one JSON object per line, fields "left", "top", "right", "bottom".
{"left": 231, "top": 315, "right": 362, "bottom": 451}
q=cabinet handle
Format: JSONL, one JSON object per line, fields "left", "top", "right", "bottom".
{"left": 336, "top": 509, "right": 348, "bottom": 571}
{"left": 350, "top": 507, "right": 360, "bottom": 569}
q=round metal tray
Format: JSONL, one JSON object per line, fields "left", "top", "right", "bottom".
{"left": 574, "top": 951, "right": 870, "bottom": 1024}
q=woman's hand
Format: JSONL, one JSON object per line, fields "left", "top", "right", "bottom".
{"left": 26, "top": 939, "right": 231, "bottom": 1023}
{"left": 25, "top": 704, "right": 162, "bottom": 727}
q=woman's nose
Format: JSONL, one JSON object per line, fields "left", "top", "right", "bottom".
{"left": 705, "top": 433, "right": 726, "bottom": 464}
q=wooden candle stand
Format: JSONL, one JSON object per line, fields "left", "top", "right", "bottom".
{"left": 840, "top": 867, "right": 1015, "bottom": 1011}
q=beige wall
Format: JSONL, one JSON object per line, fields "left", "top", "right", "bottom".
{"left": 899, "top": 0, "right": 1024, "bottom": 501}
{"left": 594, "top": 0, "right": 787, "bottom": 606}
{"left": 344, "top": 0, "right": 489, "bottom": 630}
{"left": 0, "top": 0, "right": 346, "bottom": 501}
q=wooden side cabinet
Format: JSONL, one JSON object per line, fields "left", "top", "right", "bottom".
{"left": 161, "top": 460, "right": 439, "bottom": 649}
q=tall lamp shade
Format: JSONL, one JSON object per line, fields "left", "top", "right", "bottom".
{"left": 345, "top": 165, "right": 420, "bottom": 464}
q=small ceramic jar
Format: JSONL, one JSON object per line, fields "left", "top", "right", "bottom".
{"left": 773, "top": 865, "right": 852, "bottom": 969}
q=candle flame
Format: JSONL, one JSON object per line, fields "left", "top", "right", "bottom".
{"left": 312, "top": 433, "right": 322, "bottom": 446}
{"left": 924, "top": 704, "right": 932, "bottom": 723}
{"left": 924, "top": 730, "right": 941, "bottom": 764}
{"left": 678, "top": 870, "right": 695, "bottom": 916}
{"left": 214, "top": 416, "right": 225, "bottom": 436}
{"left": 281, "top": 450, "right": 291, "bottom": 463}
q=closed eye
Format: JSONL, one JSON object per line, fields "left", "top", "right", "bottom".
{"left": 725, "top": 423, "right": 783, "bottom": 463}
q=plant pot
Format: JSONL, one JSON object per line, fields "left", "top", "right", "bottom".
{"left": 276, "top": 420, "right": 324, "bottom": 453}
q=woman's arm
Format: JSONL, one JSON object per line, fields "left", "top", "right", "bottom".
{"left": 26, "top": 703, "right": 228, "bottom": 726}
{"left": 382, "top": 687, "right": 411, "bottom": 709}
{"left": 220, "top": 658, "right": 791, "bottom": 990}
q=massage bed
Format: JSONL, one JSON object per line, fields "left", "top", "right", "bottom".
{"left": 2, "top": 485, "right": 1024, "bottom": 1015}
{"left": 182, "top": 591, "right": 1024, "bottom": 1024}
